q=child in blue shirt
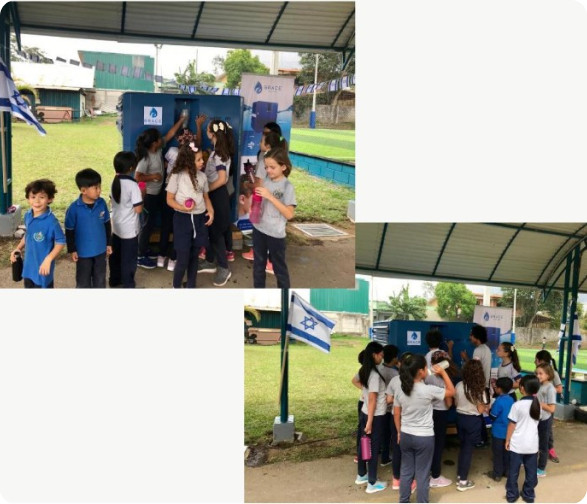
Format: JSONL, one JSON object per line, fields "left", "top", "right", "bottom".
{"left": 486, "top": 377, "right": 515, "bottom": 482}
{"left": 10, "top": 179, "right": 66, "bottom": 288}
{"left": 65, "top": 168, "right": 112, "bottom": 288}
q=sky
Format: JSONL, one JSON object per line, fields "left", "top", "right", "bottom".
{"left": 19, "top": 33, "right": 302, "bottom": 78}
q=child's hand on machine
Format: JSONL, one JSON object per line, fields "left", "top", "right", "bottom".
{"left": 195, "top": 114, "right": 207, "bottom": 127}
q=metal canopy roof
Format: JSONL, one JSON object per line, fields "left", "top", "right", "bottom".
{"left": 8, "top": 1, "right": 355, "bottom": 54}
{"left": 356, "top": 223, "right": 587, "bottom": 294}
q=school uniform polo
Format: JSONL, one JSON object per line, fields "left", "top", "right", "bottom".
{"left": 537, "top": 382, "right": 556, "bottom": 421}
{"left": 110, "top": 176, "right": 142, "bottom": 239}
{"left": 508, "top": 397, "right": 540, "bottom": 454}
{"left": 22, "top": 208, "right": 66, "bottom": 287}
{"left": 65, "top": 196, "right": 110, "bottom": 258}
{"left": 394, "top": 381, "right": 445, "bottom": 436}
{"left": 490, "top": 393, "right": 515, "bottom": 439}
{"left": 473, "top": 343, "right": 492, "bottom": 386}
{"left": 424, "top": 374, "right": 448, "bottom": 411}
{"left": 361, "top": 370, "right": 387, "bottom": 416}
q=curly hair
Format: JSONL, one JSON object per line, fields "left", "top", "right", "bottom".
{"left": 171, "top": 143, "right": 201, "bottom": 191}
{"left": 462, "top": 359, "right": 488, "bottom": 405}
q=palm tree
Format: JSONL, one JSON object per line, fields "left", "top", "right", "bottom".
{"left": 388, "top": 285, "right": 427, "bottom": 321}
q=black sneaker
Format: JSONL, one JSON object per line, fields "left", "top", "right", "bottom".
{"left": 197, "top": 260, "right": 217, "bottom": 273}
{"left": 213, "top": 267, "right": 231, "bottom": 286}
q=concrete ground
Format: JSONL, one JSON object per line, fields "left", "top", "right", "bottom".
{"left": 0, "top": 224, "right": 354, "bottom": 289}
{"left": 245, "top": 420, "right": 587, "bottom": 503}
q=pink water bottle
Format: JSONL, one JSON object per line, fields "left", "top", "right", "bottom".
{"left": 360, "top": 435, "right": 371, "bottom": 461}
{"left": 249, "top": 193, "right": 263, "bottom": 224}
{"left": 184, "top": 198, "right": 194, "bottom": 209}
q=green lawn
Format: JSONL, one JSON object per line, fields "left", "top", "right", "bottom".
{"left": 290, "top": 128, "right": 355, "bottom": 163}
{"left": 517, "top": 347, "right": 587, "bottom": 373}
{"left": 245, "top": 338, "right": 587, "bottom": 463}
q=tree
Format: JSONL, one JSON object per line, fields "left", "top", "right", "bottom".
{"left": 422, "top": 281, "right": 436, "bottom": 300}
{"left": 388, "top": 285, "right": 427, "bottom": 321}
{"left": 10, "top": 34, "right": 52, "bottom": 63}
{"left": 212, "top": 49, "right": 269, "bottom": 89}
{"left": 174, "top": 59, "right": 215, "bottom": 88}
{"left": 435, "top": 282, "right": 477, "bottom": 321}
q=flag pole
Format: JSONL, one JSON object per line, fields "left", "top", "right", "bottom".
{"left": 1, "top": 112, "right": 7, "bottom": 194}
{"left": 278, "top": 288, "right": 289, "bottom": 422}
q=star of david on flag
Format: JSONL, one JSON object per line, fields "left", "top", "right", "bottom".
{"left": 286, "top": 292, "right": 335, "bottom": 354}
{"left": 0, "top": 57, "right": 46, "bottom": 135}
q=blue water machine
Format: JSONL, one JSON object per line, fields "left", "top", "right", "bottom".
{"left": 118, "top": 92, "right": 244, "bottom": 219}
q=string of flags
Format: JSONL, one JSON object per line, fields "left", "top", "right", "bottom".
{"left": 13, "top": 50, "right": 355, "bottom": 96}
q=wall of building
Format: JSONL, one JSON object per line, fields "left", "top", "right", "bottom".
{"left": 323, "top": 311, "right": 369, "bottom": 336}
{"left": 310, "top": 279, "right": 369, "bottom": 314}
{"left": 290, "top": 152, "right": 355, "bottom": 187}
{"left": 294, "top": 105, "right": 355, "bottom": 125}
{"left": 79, "top": 51, "right": 154, "bottom": 92}
{"left": 92, "top": 89, "right": 123, "bottom": 114}
{"left": 38, "top": 89, "right": 82, "bottom": 120}
{"left": 515, "top": 327, "right": 560, "bottom": 345}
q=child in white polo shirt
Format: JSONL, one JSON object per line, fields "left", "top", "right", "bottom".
{"left": 505, "top": 374, "right": 541, "bottom": 503}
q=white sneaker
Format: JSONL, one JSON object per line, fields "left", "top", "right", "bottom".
{"left": 167, "top": 259, "right": 176, "bottom": 271}
{"left": 430, "top": 475, "right": 452, "bottom": 488}
{"left": 157, "top": 256, "right": 166, "bottom": 268}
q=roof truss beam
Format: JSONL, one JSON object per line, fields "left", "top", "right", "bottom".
{"left": 375, "top": 224, "right": 388, "bottom": 270}
{"left": 488, "top": 223, "right": 525, "bottom": 281}
{"left": 191, "top": 2, "right": 205, "bottom": 39}
{"left": 120, "top": 1, "right": 127, "bottom": 34}
{"left": 432, "top": 223, "right": 456, "bottom": 275}
{"left": 266, "top": 2, "right": 288, "bottom": 44}
{"left": 331, "top": 8, "right": 354, "bottom": 48}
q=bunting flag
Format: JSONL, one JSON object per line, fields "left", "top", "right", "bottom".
{"left": 108, "top": 64, "right": 116, "bottom": 74}
{"left": 96, "top": 61, "right": 104, "bottom": 71}
{"left": 56, "top": 56, "right": 66, "bottom": 63}
{"left": 69, "top": 59, "right": 79, "bottom": 66}
{"left": 133, "top": 67, "right": 142, "bottom": 79}
{"left": 121, "top": 65, "right": 129, "bottom": 77}
{"left": 145, "top": 72, "right": 152, "bottom": 81}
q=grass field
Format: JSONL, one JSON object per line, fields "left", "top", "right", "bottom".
{"left": 245, "top": 337, "right": 587, "bottom": 463}
{"left": 290, "top": 128, "right": 355, "bottom": 163}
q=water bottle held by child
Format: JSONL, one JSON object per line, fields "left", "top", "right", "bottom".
{"left": 184, "top": 198, "right": 194, "bottom": 209}
{"left": 360, "top": 435, "right": 372, "bottom": 461}
{"left": 249, "top": 193, "right": 263, "bottom": 224}
{"left": 427, "top": 360, "right": 450, "bottom": 375}
{"left": 12, "top": 251, "right": 23, "bottom": 282}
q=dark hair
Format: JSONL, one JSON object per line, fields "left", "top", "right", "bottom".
{"left": 501, "top": 342, "right": 521, "bottom": 372}
{"left": 172, "top": 143, "right": 202, "bottom": 191}
{"left": 383, "top": 345, "right": 399, "bottom": 364}
{"left": 536, "top": 350, "right": 558, "bottom": 372}
{"left": 135, "top": 128, "right": 161, "bottom": 163}
{"left": 519, "top": 374, "right": 541, "bottom": 420}
{"left": 536, "top": 362, "right": 555, "bottom": 382}
{"left": 263, "top": 131, "right": 287, "bottom": 150}
{"left": 358, "top": 342, "right": 384, "bottom": 388}
{"left": 75, "top": 168, "right": 101, "bottom": 189}
{"left": 208, "top": 119, "right": 234, "bottom": 163}
{"left": 25, "top": 179, "right": 57, "bottom": 199}
{"left": 470, "top": 324, "right": 488, "bottom": 344}
{"left": 495, "top": 377, "right": 513, "bottom": 394}
{"left": 431, "top": 351, "right": 459, "bottom": 378}
{"left": 399, "top": 353, "right": 426, "bottom": 396}
{"left": 111, "top": 151, "right": 137, "bottom": 204}
{"left": 426, "top": 329, "right": 442, "bottom": 349}
{"left": 462, "top": 359, "right": 488, "bottom": 405}
{"left": 358, "top": 350, "right": 365, "bottom": 365}
{"left": 263, "top": 122, "right": 289, "bottom": 151}
{"left": 264, "top": 147, "right": 292, "bottom": 177}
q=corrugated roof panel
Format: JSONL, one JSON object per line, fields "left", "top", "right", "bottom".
{"left": 197, "top": 2, "right": 285, "bottom": 43}
{"left": 271, "top": 3, "right": 354, "bottom": 46}
{"left": 17, "top": 2, "right": 122, "bottom": 31}
{"left": 378, "top": 223, "right": 453, "bottom": 274}
{"left": 355, "top": 223, "right": 385, "bottom": 268}
{"left": 492, "top": 232, "right": 567, "bottom": 285}
{"left": 436, "top": 224, "right": 514, "bottom": 280}
{"left": 124, "top": 2, "right": 201, "bottom": 38}
{"left": 530, "top": 223, "right": 586, "bottom": 235}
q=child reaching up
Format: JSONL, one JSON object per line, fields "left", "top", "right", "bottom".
{"left": 252, "top": 147, "right": 296, "bottom": 289}
{"left": 10, "top": 179, "right": 65, "bottom": 288}
{"left": 166, "top": 142, "right": 213, "bottom": 288}
{"left": 506, "top": 375, "right": 541, "bottom": 503}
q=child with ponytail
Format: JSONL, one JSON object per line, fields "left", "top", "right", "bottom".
{"left": 505, "top": 374, "right": 541, "bottom": 503}
{"left": 535, "top": 350, "right": 562, "bottom": 463}
{"left": 535, "top": 363, "right": 556, "bottom": 477}
{"left": 394, "top": 353, "right": 455, "bottom": 503}
{"left": 354, "top": 342, "right": 388, "bottom": 494}
{"left": 454, "top": 359, "right": 490, "bottom": 492}
{"left": 494, "top": 342, "right": 522, "bottom": 400}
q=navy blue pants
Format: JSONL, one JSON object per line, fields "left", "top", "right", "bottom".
{"left": 253, "top": 227, "right": 290, "bottom": 288}
{"left": 491, "top": 436, "right": 509, "bottom": 478}
{"left": 159, "top": 185, "right": 174, "bottom": 258}
{"left": 390, "top": 413, "right": 401, "bottom": 480}
{"left": 506, "top": 451, "right": 538, "bottom": 503}
{"left": 399, "top": 432, "right": 434, "bottom": 503}
{"left": 431, "top": 409, "right": 448, "bottom": 478}
{"left": 24, "top": 278, "right": 54, "bottom": 288}
{"left": 138, "top": 192, "right": 161, "bottom": 257}
{"left": 205, "top": 186, "right": 229, "bottom": 269}
{"left": 357, "top": 412, "right": 385, "bottom": 485}
{"left": 538, "top": 416, "right": 553, "bottom": 470}
{"left": 109, "top": 234, "right": 138, "bottom": 288}
{"left": 457, "top": 413, "right": 482, "bottom": 481}
{"left": 76, "top": 252, "right": 107, "bottom": 288}
{"left": 381, "top": 411, "right": 392, "bottom": 464}
{"left": 173, "top": 212, "right": 208, "bottom": 288}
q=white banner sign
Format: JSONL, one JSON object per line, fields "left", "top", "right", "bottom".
{"left": 473, "top": 306, "right": 513, "bottom": 344}
{"left": 407, "top": 330, "right": 421, "bottom": 346}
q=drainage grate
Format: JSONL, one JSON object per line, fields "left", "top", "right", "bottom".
{"left": 293, "top": 223, "right": 348, "bottom": 238}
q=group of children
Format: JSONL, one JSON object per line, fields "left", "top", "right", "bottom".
{"left": 352, "top": 326, "right": 562, "bottom": 503}
{"left": 9, "top": 117, "right": 297, "bottom": 289}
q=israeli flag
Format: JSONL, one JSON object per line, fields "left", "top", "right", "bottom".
{"left": 0, "top": 57, "right": 46, "bottom": 135}
{"left": 286, "top": 292, "right": 336, "bottom": 354}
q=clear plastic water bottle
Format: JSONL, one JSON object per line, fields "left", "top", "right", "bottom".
{"left": 181, "top": 107, "right": 189, "bottom": 129}
{"left": 249, "top": 193, "right": 263, "bottom": 224}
